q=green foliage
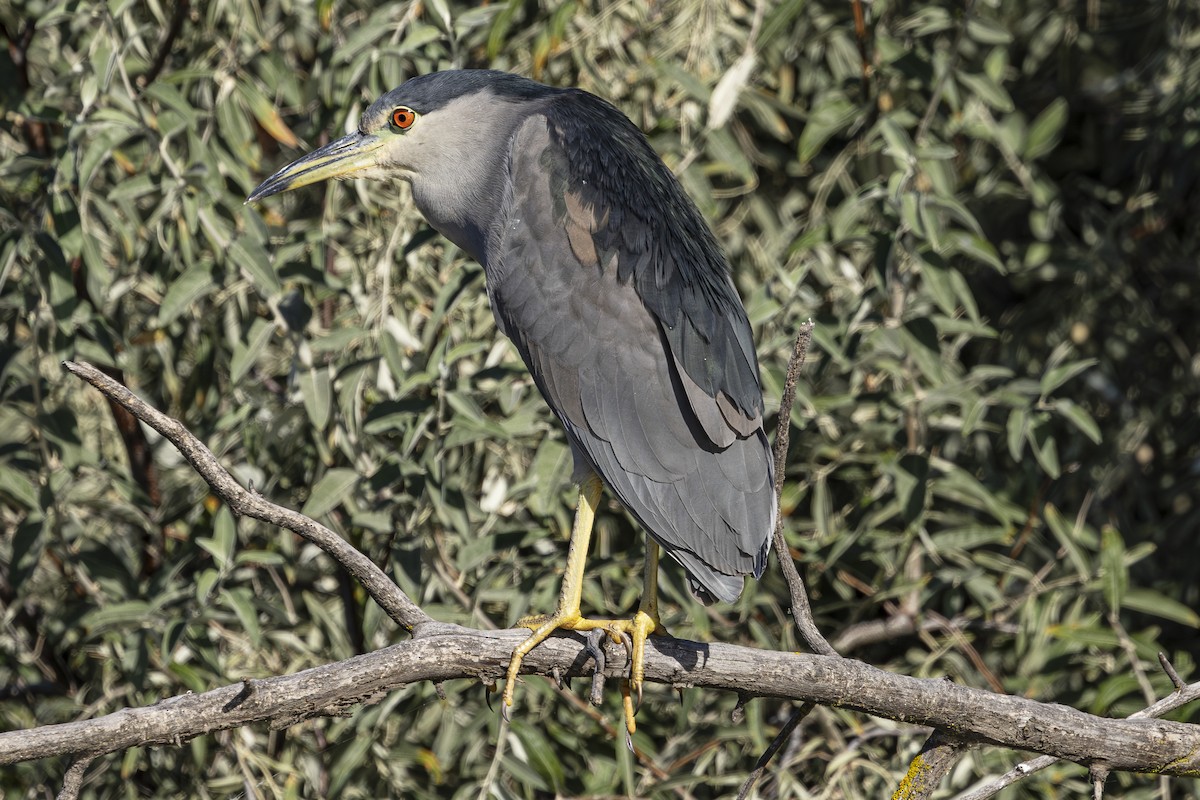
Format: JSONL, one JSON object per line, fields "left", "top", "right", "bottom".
{"left": 2, "top": 0, "right": 1199, "bottom": 797}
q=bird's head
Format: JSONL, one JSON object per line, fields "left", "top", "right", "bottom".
{"left": 247, "top": 70, "right": 556, "bottom": 258}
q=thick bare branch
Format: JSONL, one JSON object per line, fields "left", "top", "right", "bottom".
{"left": 61, "top": 360, "right": 431, "bottom": 632}
{"left": 4, "top": 624, "right": 1200, "bottom": 778}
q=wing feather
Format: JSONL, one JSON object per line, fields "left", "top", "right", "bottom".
{"left": 486, "top": 108, "right": 775, "bottom": 604}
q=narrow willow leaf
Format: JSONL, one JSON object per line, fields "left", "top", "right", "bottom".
{"left": 946, "top": 230, "right": 1005, "bottom": 271}
{"left": 760, "top": 0, "right": 806, "bottom": 47}
{"left": 898, "top": 6, "right": 953, "bottom": 35}
{"left": 486, "top": 0, "right": 522, "bottom": 59}
{"left": 158, "top": 262, "right": 215, "bottom": 326}
{"left": 1029, "top": 428, "right": 1061, "bottom": 478}
{"left": 813, "top": 474, "right": 831, "bottom": 541}
{"left": 300, "top": 365, "right": 333, "bottom": 431}
{"left": 230, "top": 236, "right": 281, "bottom": 297}
{"left": 708, "top": 53, "right": 756, "bottom": 130}
{"left": 235, "top": 79, "right": 299, "bottom": 148}
{"left": 920, "top": 253, "right": 957, "bottom": 315}
{"left": 143, "top": 83, "right": 199, "bottom": 124}
{"left": 967, "top": 17, "right": 1013, "bottom": 45}
{"left": 924, "top": 193, "right": 985, "bottom": 236}
{"left": 1027, "top": 97, "right": 1069, "bottom": 159}
{"left": 1040, "top": 359, "right": 1096, "bottom": 397}
{"left": 961, "top": 395, "right": 986, "bottom": 436}
{"left": 221, "top": 587, "right": 262, "bottom": 644}
{"left": 195, "top": 568, "right": 219, "bottom": 605}
{"left": 1122, "top": 588, "right": 1200, "bottom": 628}
{"left": 397, "top": 24, "right": 443, "bottom": 57}
{"left": 1055, "top": 399, "right": 1102, "bottom": 443}
{"left": 0, "top": 462, "right": 40, "bottom": 510}
{"left": 81, "top": 600, "right": 154, "bottom": 632}
{"left": 1043, "top": 503, "right": 1090, "bottom": 580}
{"left": 168, "top": 662, "right": 208, "bottom": 694}
{"left": 798, "top": 94, "right": 858, "bottom": 164}
{"left": 1100, "top": 526, "right": 1127, "bottom": 613}
{"left": 706, "top": 127, "right": 755, "bottom": 180}
{"left": 879, "top": 117, "right": 917, "bottom": 162}
{"left": 959, "top": 72, "right": 1015, "bottom": 112}
{"left": 230, "top": 318, "right": 276, "bottom": 384}
{"left": 301, "top": 468, "right": 360, "bottom": 518}
{"left": 947, "top": 266, "right": 982, "bottom": 322}
{"left": 197, "top": 506, "right": 236, "bottom": 570}
{"left": 512, "top": 721, "right": 567, "bottom": 792}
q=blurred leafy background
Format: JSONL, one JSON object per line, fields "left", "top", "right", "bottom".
{"left": 1, "top": 0, "right": 1198, "bottom": 797}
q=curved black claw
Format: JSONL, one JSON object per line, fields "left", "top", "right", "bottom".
{"left": 614, "top": 630, "right": 634, "bottom": 668}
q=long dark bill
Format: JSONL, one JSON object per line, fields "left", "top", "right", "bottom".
{"left": 247, "top": 131, "right": 384, "bottom": 202}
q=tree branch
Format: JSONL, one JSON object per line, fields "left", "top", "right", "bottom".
{"left": 60, "top": 360, "right": 431, "bottom": 633}
{"left": 4, "top": 623, "right": 1200, "bottom": 776}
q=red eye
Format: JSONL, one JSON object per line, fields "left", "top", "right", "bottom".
{"left": 391, "top": 107, "right": 416, "bottom": 130}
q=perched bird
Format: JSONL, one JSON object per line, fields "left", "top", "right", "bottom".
{"left": 249, "top": 69, "right": 775, "bottom": 736}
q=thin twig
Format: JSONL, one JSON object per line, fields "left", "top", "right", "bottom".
{"left": 735, "top": 702, "right": 815, "bottom": 799}
{"left": 850, "top": 0, "right": 872, "bottom": 94}
{"left": 1110, "top": 612, "right": 1156, "bottom": 705}
{"left": 477, "top": 714, "right": 510, "bottom": 800}
{"left": 1158, "top": 652, "right": 1184, "bottom": 691}
{"left": 770, "top": 321, "right": 836, "bottom": 656}
{"left": 915, "top": 0, "right": 975, "bottom": 145}
{"left": 138, "top": 0, "right": 189, "bottom": 88}
{"left": 62, "top": 360, "right": 431, "bottom": 632}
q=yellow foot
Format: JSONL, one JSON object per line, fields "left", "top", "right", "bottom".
{"left": 503, "top": 609, "right": 666, "bottom": 735}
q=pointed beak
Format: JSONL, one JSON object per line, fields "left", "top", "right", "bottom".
{"left": 247, "top": 131, "right": 385, "bottom": 202}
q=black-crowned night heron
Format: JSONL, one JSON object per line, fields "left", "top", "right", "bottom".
{"left": 249, "top": 69, "right": 775, "bottom": 737}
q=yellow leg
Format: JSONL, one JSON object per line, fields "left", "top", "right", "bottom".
{"left": 622, "top": 540, "right": 663, "bottom": 736}
{"left": 503, "top": 473, "right": 603, "bottom": 715}
{"left": 502, "top": 471, "right": 666, "bottom": 737}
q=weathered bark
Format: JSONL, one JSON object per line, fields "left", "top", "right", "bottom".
{"left": 892, "top": 732, "right": 969, "bottom": 800}
{"left": 2, "top": 622, "right": 1198, "bottom": 777}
